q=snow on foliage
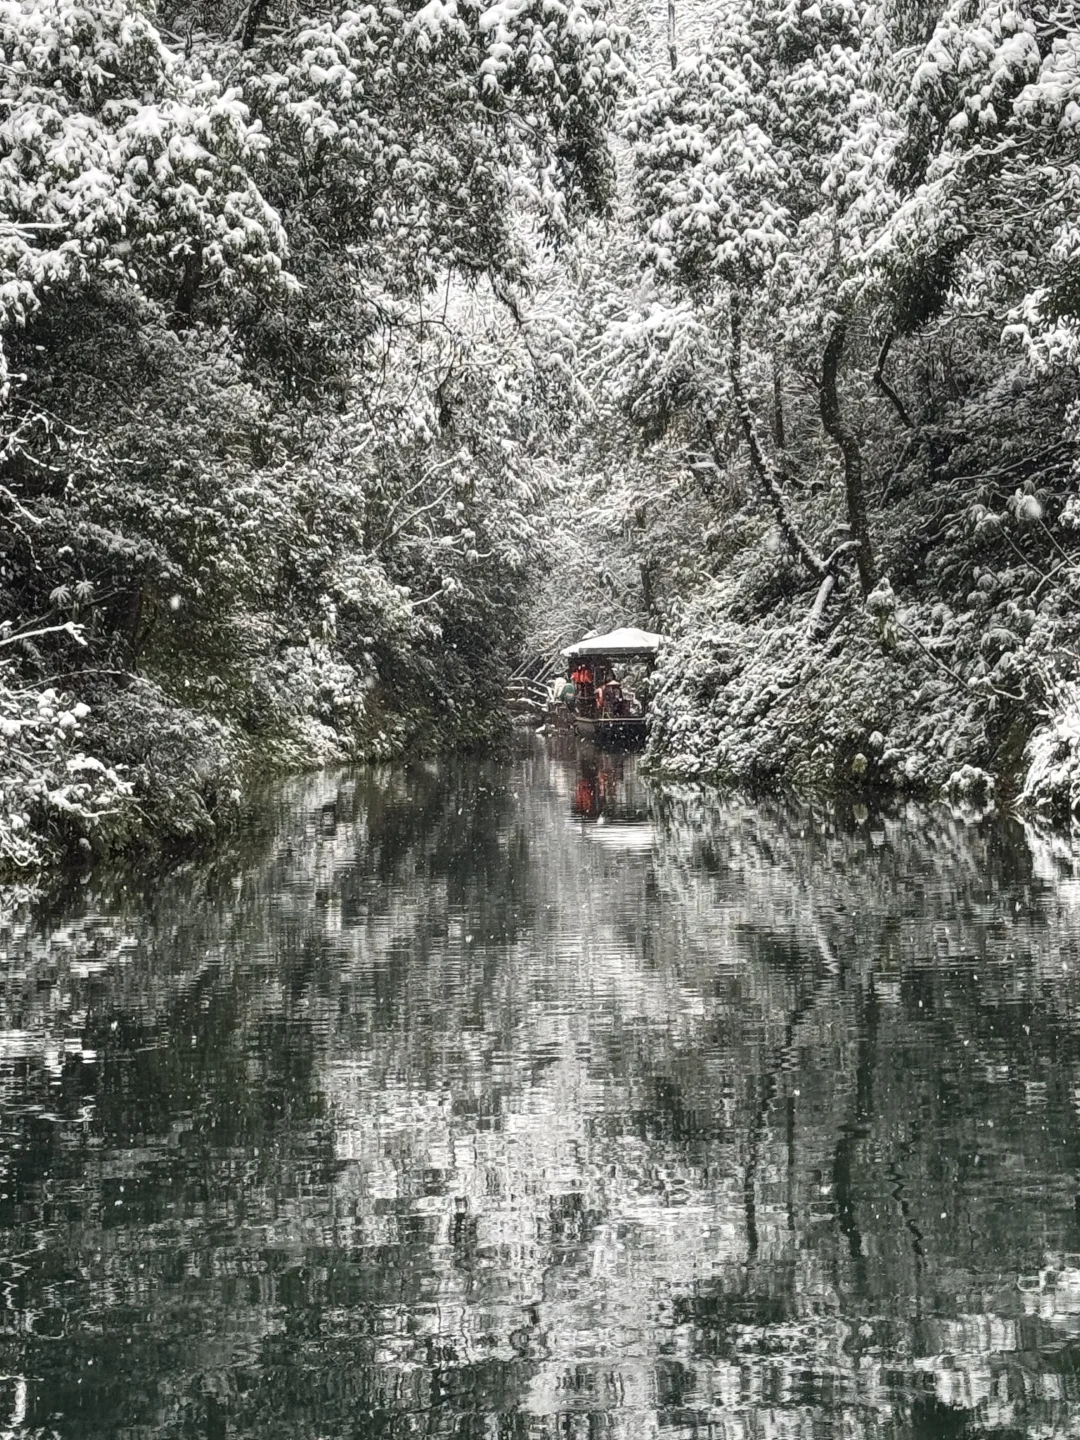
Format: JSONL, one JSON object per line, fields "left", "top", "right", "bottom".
{"left": 0, "top": 662, "right": 131, "bottom": 868}
{"left": 0, "top": 0, "right": 630, "bottom": 869}
{"left": 529, "top": 0, "right": 1080, "bottom": 807}
{"left": 0, "top": 0, "right": 288, "bottom": 378}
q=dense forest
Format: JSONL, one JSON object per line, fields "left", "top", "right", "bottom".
{"left": 2, "top": 0, "right": 1080, "bottom": 868}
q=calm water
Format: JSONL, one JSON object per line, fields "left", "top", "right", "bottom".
{"left": 3, "top": 738, "right": 1080, "bottom": 1438}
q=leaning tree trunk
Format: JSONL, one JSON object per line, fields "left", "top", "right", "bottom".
{"left": 820, "top": 320, "right": 876, "bottom": 597}
{"left": 728, "top": 295, "right": 827, "bottom": 583}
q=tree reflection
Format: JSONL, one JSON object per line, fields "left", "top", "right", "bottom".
{"left": 1, "top": 746, "right": 1080, "bottom": 1435}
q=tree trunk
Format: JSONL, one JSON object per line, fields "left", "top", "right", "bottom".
{"left": 173, "top": 242, "right": 203, "bottom": 329}
{"left": 728, "top": 295, "right": 826, "bottom": 581}
{"left": 125, "top": 580, "right": 144, "bottom": 670}
{"left": 772, "top": 356, "right": 785, "bottom": 451}
{"left": 241, "top": 0, "right": 272, "bottom": 49}
{"left": 820, "top": 320, "right": 876, "bottom": 596}
{"left": 640, "top": 560, "right": 655, "bottom": 619}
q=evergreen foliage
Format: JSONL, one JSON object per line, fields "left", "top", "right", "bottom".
{"left": 4, "top": 0, "right": 1080, "bottom": 869}
{"left": 529, "top": 0, "right": 1080, "bottom": 815}
{"left": 0, "top": 0, "right": 625, "bottom": 867}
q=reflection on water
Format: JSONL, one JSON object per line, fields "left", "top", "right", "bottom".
{"left": 4, "top": 738, "right": 1080, "bottom": 1437}
{"left": 568, "top": 744, "right": 654, "bottom": 856}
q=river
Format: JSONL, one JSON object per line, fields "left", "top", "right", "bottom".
{"left": 1, "top": 736, "right": 1080, "bottom": 1438}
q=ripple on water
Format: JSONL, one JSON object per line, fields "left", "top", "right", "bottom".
{"left": 1, "top": 742, "right": 1080, "bottom": 1436}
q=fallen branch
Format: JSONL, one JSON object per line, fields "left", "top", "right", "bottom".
{"left": 805, "top": 543, "right": 861, "bottom": 638}
{"left": 806, "top": 573, "right": 836, "bottom": 637}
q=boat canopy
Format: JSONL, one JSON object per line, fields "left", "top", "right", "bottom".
{"left": 561, "top": 626, "right": 663, "bottom": 660}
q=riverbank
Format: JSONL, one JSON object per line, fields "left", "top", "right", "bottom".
{"left": 623, "top": 341, "right": 1080, "bottom": 818}
{"left": 0, "top": 671, "right": 514, "bottom": 885}
{"left": 2, "top": 620, "right": 1069, "bottom": 896}
{"left": 645, "top": 563, "right": 1079, "bottom": 818}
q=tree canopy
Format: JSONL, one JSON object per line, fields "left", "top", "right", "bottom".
{"left": 0, "top": 0, "right": 626, "bottom": 864}
{"left": 4, "top": 0, "right": 1080, "bottom": 868}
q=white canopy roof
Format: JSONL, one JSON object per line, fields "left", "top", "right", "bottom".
{"left": 561, "top": 626, "right": 663, "bottom": 659}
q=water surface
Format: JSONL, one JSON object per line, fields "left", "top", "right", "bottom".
{"left": 2, "top": 738, "right": 1080, "bottom": 1438}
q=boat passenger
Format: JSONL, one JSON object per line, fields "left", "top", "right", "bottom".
{"left": 600, "top": 678, "right": 625, "bottom": 716}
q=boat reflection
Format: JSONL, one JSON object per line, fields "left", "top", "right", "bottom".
{"left": 7, "top": 744, "right": 1080, "bottom": 1439}
{"left": 569, "top": 744, "right": 656, "bottom": 849}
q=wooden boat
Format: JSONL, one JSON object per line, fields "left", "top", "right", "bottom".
{"left": 557, "top": 626, "right": 663, "bottom": 749}
{"left": 570, "top": 714, "right": 647, "bottom": 747}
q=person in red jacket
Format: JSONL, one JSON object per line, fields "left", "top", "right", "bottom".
{"left": 573, "top": 663, "right": 594, "bottom": 701}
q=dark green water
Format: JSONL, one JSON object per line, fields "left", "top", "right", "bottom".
{"left": 3, "top": 737, "right": 1080, "bottom": 1438}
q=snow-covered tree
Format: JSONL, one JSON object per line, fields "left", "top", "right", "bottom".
{"left": 0, "top": 0, "right": 628, "bottom": 865}
{"left": 0, "top": 0, "right": 290, "bottom": 379}
{"left": 625, "top": 0, "right": 886, "bottom": 595}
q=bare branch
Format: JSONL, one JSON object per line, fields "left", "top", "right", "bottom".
{"left": 873, "top": 337, "right": 913, "bottom": 429}
{"left": 376, "top": 456, "right": 460, "bottom": 549}
{"left": 378, "top": 483, "right": 456, "bottom": 553}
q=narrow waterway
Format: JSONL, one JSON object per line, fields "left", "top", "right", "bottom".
{"left": 3, "top": 736, "right": 1080, "bottom": 1438}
